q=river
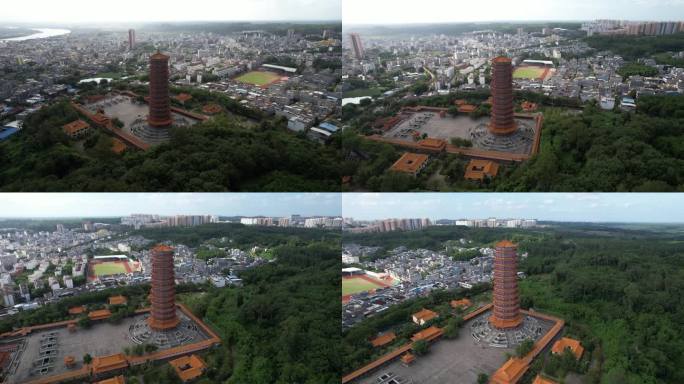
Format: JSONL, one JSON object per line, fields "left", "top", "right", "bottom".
{"left": 1, "top": 28, "right": 71, "bottom": 42}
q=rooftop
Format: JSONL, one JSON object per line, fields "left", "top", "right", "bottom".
{"left": 532, "top": 375, "right": 559, "bottom": 384}
{"left": 491, "top": 357, "right": 527, "bottom": 384}
{"left": 88, "top": 309, "right": 112, "bottom": 321}
{"left": 67, "top": 306, "right": 85, "bottom": 315}
{"left": 152, "top": 244, "right": 174, "bottom": 253}
{"left": 169, "top": 354, "right": 207, "bottom": 382}
{"left": 450, "top": 298, "right": 472, "bottom": 309}
{"left": 108, "top": 295, "right": 127, "bottom": 306}
{"left": 150, "top": 52, "right": 169, "bottom": 60}
{"left": 62, "top": 120, "right": 89, "bottom": 135}
{"left": 410, "top": 325, "right": 442, "bottom": 342}
{"left": 370, "top": 332, "right": 396, "bottom": 348}
{"left": 464, "top": 159, "right": 499, "bottom": 181}
{"left": 92, "top": 353, "right": 127, "bottom": 374}
{"left": 389, "top": 152, "right": 429, "bottom": 175}
{"left": 412, "top": 308, "right": 438, "bottom": 323}
{"left": 495, "top": 240, "right": 517, "bottom": 248}
{"left": 551, "top": 337, "right": 584, "bottom": 360}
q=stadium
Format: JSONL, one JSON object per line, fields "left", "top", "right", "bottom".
{"left": 512, "top": 59, "right": 554, "bottom": 81}
{"left": 88, "top": 255, "right": 142, "bottom": 281}
{"left": 342, "top": 268, "right": 395, "bottom": 304}
{"left": 234, "top": 64, "right": 296, "bottom": 88}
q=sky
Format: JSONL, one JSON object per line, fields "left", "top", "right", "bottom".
{"left": 0, "top": 193, "right": 341, "bottom": 218}
{"left": 343, "top": 193, "right": 684, "bottom": 223}
{"left": 0, "top": 0, "right": 341, "bottom": 23}
{"left": 344, "top": 0, "right": 684, "bottom": 25}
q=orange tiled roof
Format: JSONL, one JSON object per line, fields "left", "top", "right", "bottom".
{"left": 458, "top": 104, "right": 478, "bottom": 113}
{"left": 454, "top": 99, "right": 467, "bottom": 106}
{"left": 521, "top": 101, "right": 538, "bottom": 112}
{"left": 400, "top": 353, "right": 415, "bottom": 365}
{"left": 62, "top": 120, "right": 90, "bottom": 135}
{"left": 108, "top": 295, "right": 127, "bottom": 306}
{"left": 64, "top": 356, "right": 75, "bottom": 366}
{"left": 68, "top": 306, "right": 86, "bottom": 315}
{"left": 389, "top": 152, "right": 429, "bottom": 175}
{"left": 150, "top": 52, "right": 169, "bottom": 60}
{"left": 532, "top": 375, "right": 558, "bottom": 384}
{"left": 496, "top": 240, "right": 517, "bottom": 248}
{"left": 450, "top": 298, "right": 472, "bottom": 309}
{"left": 493, "top": 56, "right": 512, "bottom": 63}
{"left": 152, "top": 244, "right": 174, "bottom": 252}
{"left": 95, "top": 376, "right": 126, "bottom": 384}
{"left": 370, "top": 332, "right": 396, "bottom": 348}
{"left": 418, "top": 138, "right": 447, "bottom": 151}
{"left": 174, "top": 93, "right": 193, "bottom": 103}
{"left": 464, "top": 159, "right": 499, "bottom": 181}
{"left": 169, "top": 355, "right": 207, "bottom": 382}
{"left": 202, "top": 103, "right": 222, "bottom": 114}
{"left": 552, "top": 337, "right": 584, "bottom": 360}
{"left": 412, "top": 308, "right": 438, "bottom": 323}
{"left": 410, "top": 325, "right": 442, "bottom": 342}
{"left": 91, "top": 353, "right": 128, "bottom": 374}
{"left": 88, "top": 309, "right": 112, "bottom": 321}
{"left": 111, "top": 138, "right": 127, "bottom": 154}
{"left": 491, "top": 357, "right": 527, "bottom": 384}
{"left": 92, "top": 112, "right": 110, "bottom": 126}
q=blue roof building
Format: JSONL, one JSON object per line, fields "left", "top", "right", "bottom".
{"left": 318, "top": 122, "right": 339, "bottom": 133}
{"left": 0, "top": 127, "right": 19, "bottom": 141}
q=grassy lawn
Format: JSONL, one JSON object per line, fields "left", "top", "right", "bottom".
{"left": 343, "top": 87, "right": 385, "bottom": 98}
{"left": 342, "top": 277, "right": 382, "bottom": 296}
{"left": 235, "top": 71, "right": 281, "bottom": 86}
{"left": 513, "top": 66, "right": 545, "bottom": 79}
{"left": 93, "top": 262, "right": 127, "bottom": 276}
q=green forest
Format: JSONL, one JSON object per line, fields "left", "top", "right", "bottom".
{"left": 498, "top": 99, "right": 684, "bottom": 191}
{"left": 584, "top": 33, "right": 684, "bottom": 61}
{"left": 184, "top": 241, "right": 341, "bottom": 384}
{"left": 137, "top": 223, "right": 340, "bottom": 248}
{"left": 343, "top": 224, "right": 684, "bottom": 383}
{"left": 0, "top": 101, "right": 341, "bottom": 191}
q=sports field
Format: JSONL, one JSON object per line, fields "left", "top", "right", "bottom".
{"left": 342, "top": 276, "right": 387, "bottom": 296}
{"left": 513, "top": 66, "right": 547, "bottom": 80}
{"left": 235, "top": 71, "right": 281, "bottom": 86}
{"left": 93, "top": 262, "right": 128, "bottom": 276}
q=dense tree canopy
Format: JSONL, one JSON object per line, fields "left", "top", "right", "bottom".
{"left": 0, "top": 102, "right": 341, "bottom": 191}
{"left": 498, "top": 102, "right": 684, "bottom": 191}
{"left": 584, "top": 33, "right": 684, "bottom": 61}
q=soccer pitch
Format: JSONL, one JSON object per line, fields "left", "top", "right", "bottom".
{"left": 235, "top": 71, "right": 281, "bottom": 86}
{"left": 93, "top": 262, "right": 127, "bottom": 276}
{"left": 513, "top": 66, "right": 546, "bottom": 79}
{"left": 342, "top": 277, "right": 383, "bottom": 296}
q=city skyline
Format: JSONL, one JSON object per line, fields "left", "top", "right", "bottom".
{"left": 343, "top": 193, "right": 684, "bottom": 223}
{"left": 0, "top": 193, "right": 341, "bottom": 218}
{"left": 343, "top": 0, "right": 684, "bottom": 25}
{"left": 0, "top": 0, "right": 341, "bottom": 23}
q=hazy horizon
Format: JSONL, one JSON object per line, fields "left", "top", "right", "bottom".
{"left": 344, "top": 0, "right": 684, "bottom": 25}
{"left": 0, "top": 193, "right": 342, "bottom": 218}
{"left": 343, "top": 193, "right": 684, "bottom": 223}
{"left": 0, "top": 0, "right": 341, "bottom": 24}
